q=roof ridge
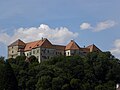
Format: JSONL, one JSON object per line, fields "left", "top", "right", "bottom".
{"left": 40, "top": 38, "right": 48, "bottom": 46}
{"left": 8, "top": 39, "right": 25, "bottom": 47}
{"left": 33, "top": 39, "right": 45, "bottom": 48}
{"left": 65, "top": 40, "right": 80, "bottom": 50}
{"left": 25, "top": 39, "right": 41, "bottom": 44}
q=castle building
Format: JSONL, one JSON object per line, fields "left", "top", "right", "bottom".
{"left": 8, "top": 38, "right": 101, "bottom": 63}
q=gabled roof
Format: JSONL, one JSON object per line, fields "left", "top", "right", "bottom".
{"left": 24, "top": 40, "right": 41, "bottom": 51}
{"left": 40, "top": 38, "right": 53, "bottom": 48}
{"left": 24, "top": 38, "right": 52, "bottom": 51}
{"left": 86, "top": 44, "right": 101, "bottom": 52}
{"left": 65, "top": 40, "right": 80, "bottom": 50}
{"left": 8, "top": 39, "right": 26, "bottom": 47}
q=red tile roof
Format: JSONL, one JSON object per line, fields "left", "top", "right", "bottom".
{"left": 65, "top": 40, "right": 80, "bottom": 50}
{"left": 8, "top": 39, "right": 26, "bottom": 47}
{"left": 24, "top": 40, "right": 41, "bottom": 51}
{"left": 86, "top": 44, "right": 101, "bottom": 52}
{"left": 8, "top": 38, "right": 102, "bottom": 53}
{"left": 24, "top": 38, "right": 53, "bottom": 51}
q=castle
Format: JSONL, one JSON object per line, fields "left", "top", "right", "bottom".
{"left": 8, "top": 38, "right": 101, "bottom": 63}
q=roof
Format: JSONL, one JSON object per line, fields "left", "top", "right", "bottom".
{"left": 86, "top": 44, "right": 101, "bottom": 52}
{"left": 24, "top": 40, "right": 41, "bottom": 51}
{"left": 53, "top": 45, "right": 66, "bottom": 50}
{"left": 24, "top": 38, "right": 53, "bottom": 51}
{"left": 40, "top": 38, "right": 53, "bottom": 48}
{"left": 8, "top": 39, "right": 26, "bottom": 47}
{"left": 65, "top": 40, "right": 80, "bottom": 50}
{"left": 81, "top": 48, "right": 90, "bottom": 53}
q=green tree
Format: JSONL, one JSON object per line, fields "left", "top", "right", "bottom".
{"left": 4, "top": 61, "right": 18, "bottom": 90}
{"left": 61, "top": 84, "right": 70, "bottom": 90}
{"left": 0, "top": 57, "right": 5, "bottom": 90}
{"left": 36, "top": 75, "right": 52, "bottom": 90}
{"left": 6, "top": 52, "right": 120, "bottom": 90}
{"left": 70, "top": 78, "right": 81, "bottom": 90}
{"left": 52, "top": 77, "right": 64, "bottom": 90}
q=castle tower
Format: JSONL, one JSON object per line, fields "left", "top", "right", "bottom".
{"left": 8, "top": 39, "right": 26, "bottom": 58}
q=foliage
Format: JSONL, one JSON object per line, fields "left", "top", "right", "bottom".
{"left": 4, "top": 61, "right": 18, "bottom": 90}
{"left": 0, "top": 57, "right": 5, "bottom": 90}
{"left": 0, "top": 57, "right": 18, "bottom": 90}
{"left": 0, "top": 52, "right": 120, "bottom": 90}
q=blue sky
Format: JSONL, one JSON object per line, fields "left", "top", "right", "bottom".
{"left": 0, "top": 0, "right": 120, "bottom": 58}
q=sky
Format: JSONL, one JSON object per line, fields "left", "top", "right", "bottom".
{"left": 0, "top": 0, "right": 120, "bottom": 58}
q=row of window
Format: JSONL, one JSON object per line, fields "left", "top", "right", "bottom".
{"left": 32, "top": 49, "right": 39, "bottom": 54}
{"left": 26, "top": 52, "right": 31, "bottom": 56}
{"left": 42, "top": 49, "right": 54, "bottom": 54}
{"left": 67, "top": 51, "right": 87, "bottom": 56}
{"left": 42, "top": 49, "right": 64, "bottom": 55}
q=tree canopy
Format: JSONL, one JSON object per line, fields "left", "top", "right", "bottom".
{"left": 0, "top": 52, "right": 120, "bottom": 90}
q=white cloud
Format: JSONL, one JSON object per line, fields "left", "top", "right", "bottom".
{"left": 0, "top": 24, "right": 79, "bottom": 45}
{"left": 93, "top": 20, "right": 116, "bottom": 32}
{"left": 80, "top": 20, "right": 116, "bottom": 32}
{"left": 80, "top": 23, "right": 92, "bottom": 30}
{"left": 111, "top": 39, "right": 120, "bottom": 59}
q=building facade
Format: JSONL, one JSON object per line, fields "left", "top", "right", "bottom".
{"left": 8, "top": 38, "right": 101, "bottom": 63}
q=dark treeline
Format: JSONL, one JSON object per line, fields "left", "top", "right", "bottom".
{"left": 0, "top": 52, "right": 120, "bottom": 90}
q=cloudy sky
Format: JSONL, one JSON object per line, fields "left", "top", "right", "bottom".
{"left": 0, "top": 0, "right": 120, "bottom": 58}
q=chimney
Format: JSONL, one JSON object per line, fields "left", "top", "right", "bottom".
{"left": 71, "top": 40, "right": 74, "bottom": 42}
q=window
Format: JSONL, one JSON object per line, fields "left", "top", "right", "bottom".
{"left": 68, "top": 52, "right": 69, "bottom": 55}
{"left": 37, "top": 50, "right": 39, "bottom": 53}
{"left": 42, "top": 49, "right": 46, "bottom": 53}
{"left": 33, "top": 50, "right": 35, "bottom": 54}
{"left": 12, "top": 51, "right": 14, "bottom": 53}
{"left": 27, "top": 53, "right": 29, "bottom": 56}
{"left": 29, "top": 52, "right": 32, "bottom": 55}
